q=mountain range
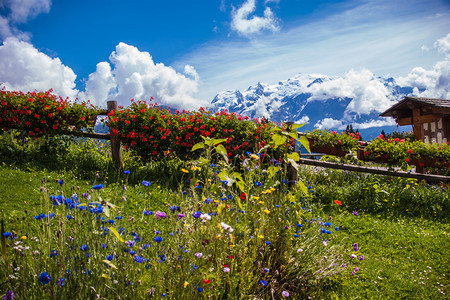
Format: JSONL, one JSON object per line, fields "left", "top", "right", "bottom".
{"left": 209, "top": 73, "right": 416, "bottom": 140}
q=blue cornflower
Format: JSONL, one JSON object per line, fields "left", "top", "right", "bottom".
{"left": 198, "top": 287, "right": 203, "bottom": 292}
{"left": 130, "top": 250, "right": 136, "bottom": 255}
{"left": 39, "top": 272, "right": 51, "bottom": 284}
{"left": 192, "top": 211, "right": 202, "bottom": 219}
{"left": 80, "top": 245, "right": 89, "bottom": 251}
{"left": 335, "top": 227, "right": 340, "bottom": 231}
{"left": 141, "top": 180, "right": 151, "bottom": 187}
{"left": 2, "top": 232, "right": 11, "bottom": 238}
{"left": 259, "top": 280, "right": 268, "bottom": 286}
{"left": 134, "top": 255, "right": 144, "bottom": 263}
{"left": 50, "top": 250, "right": 58, "bottom": 258}
{"left": 67, "top": 215, "right": 73, "bottom": 220}
{"left": 92, "top": 184, "right": 104, "bottom": 190}
{"left": 154, "top": 236, "right": 163, "bottom": 243}
{"left": 123, "top": 170, "right": 131, "bottom": 175}
{"left": 324, "top": 222, "right": 332, "bottom": 227}
{"left": 57, "top": 277, "right": 65, "bottom": 286}
{"left": 58, "top": 179, "right": 64, "bottom": 186}
{"left": 106, "top": 254, "right": 114, "bottom": 261}
{"left": 265, "top": 241, "right": 271, "bottom": 245}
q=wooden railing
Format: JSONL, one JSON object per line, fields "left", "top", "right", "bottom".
{"left": 65, "top": 110, "right": 449, "bottom": 182}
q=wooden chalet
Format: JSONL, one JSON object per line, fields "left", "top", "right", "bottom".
{"left": 380, "top": 97, "right": 450, "bottom": 144}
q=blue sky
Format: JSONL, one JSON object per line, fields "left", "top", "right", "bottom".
{"left": 0, "top": 0, "right": 449, "bottom": 111}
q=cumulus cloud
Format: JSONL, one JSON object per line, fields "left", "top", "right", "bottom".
{"left": 296, "top": 115, "right": 310, "bottom": 125}
{"left": 314, "top": 118, "right": 344, "bottom": 130}
{"left": 80, "top": 42, "right": 206, "bottom": 109}
{"left": 307, "top": 68, "right": 397, "bottom": 116}
{"left": 0, "top": 37, "right": 78, "bottom": 99}
{"left": 230, "top": 0, "right": 279, "bottom": 37}
{"left": 0, "top": 0, "right": 51, "bottom": 40}
{"left": 434, "top": 33, "right": 450, "bottom": 58}
{"left": 397, "top": 33, "right": 450, "bottom": 99}
{"left": 315, "top": 117, "right": 397, "bottom": 130}
{"left": 252, "top": 96, "right": 270, "bottom": 118}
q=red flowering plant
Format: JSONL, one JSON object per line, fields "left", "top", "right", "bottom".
{"left": 361, "top": 135, "right": 450, "bottom": 171}
{"left": 107, "top": 100, "right": 287, "bottom": 163}
{"left": 407, "top": 140, "right": 450, "bottom": 170}
{"left": 0, "top": 88, "right": 100, "bottom": 137}
{"left": 305, "top": 129, "right": 359, "bottom": 154}
{"left": 360, "top": 135, "right": 410, "bottom": 168}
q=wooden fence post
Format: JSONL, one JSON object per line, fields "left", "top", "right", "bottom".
{"left": 107, "top": 101, "right": 123, "bottom": 169}
{"left": 285, "top": 122, "right": 298, "bottom": 186}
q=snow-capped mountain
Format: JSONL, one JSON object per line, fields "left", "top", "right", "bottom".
{"left": 210, "top": 72, "right": 416, "bottom": 140}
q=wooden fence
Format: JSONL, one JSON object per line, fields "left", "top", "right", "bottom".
{"left": 69, "top": 105, "right": 449, "bottom": 183}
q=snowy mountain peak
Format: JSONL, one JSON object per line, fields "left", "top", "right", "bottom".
{"left": 210, "top": 72, "right": 417, "bottom": 139}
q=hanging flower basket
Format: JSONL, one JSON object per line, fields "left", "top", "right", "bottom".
{"left": 308, "top": 138, "right": 348, "bottom": 157}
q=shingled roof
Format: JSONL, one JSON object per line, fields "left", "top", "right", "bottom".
{"left": 380, "top": 96, "right": 450, "bottom": 117}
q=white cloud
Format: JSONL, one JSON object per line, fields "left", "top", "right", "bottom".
{"left": 296, "top": 115, "right": 310, "bottom": 125}
{"left": 78, "top": 62, "right": 116, "bottom": 106}
{"left": 315, "top": 117, "right": 396, "bottom": 131}
{"left": 397, "top": 33, "right": 450, "bottom": 99}
{"left": 178, "top": 0, "right": 450, "bottom": 101}
{"left": 252, "top": 96, "right": 270, "bottom": 118}
{"left": 350, "top": 118, "right": 397, "bottom": 130}
{"left": 434, "top": 33, "right": 450, "bottom": 58}
{"left": 0, "top": 37, "right": 78, "bottom": 99}
{"left": 230, "top": 0, "right": 279, "bottom": 36}
{"left": 6, "top": 0, "right": 51, "bottom": 23}
{"left": 80, "top": 42, "right": 206, "bottom": 109}
{"left": 314, "top": 118, "right": 344, "bottom": 130}
{"left": 0, "top": 0, "right": 51, "bottom": 40}
{"left": 307, "top": 68, "right": 396, "bottom": 116}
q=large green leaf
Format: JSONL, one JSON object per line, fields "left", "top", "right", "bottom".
{"left": 204, "top": 138, "right": 228, "bottom": 146}
{"left": 291, "top": 123, "right": 305, "bottom": 130}
{"left": 298, "top": 135, "right": 311, "bottom": 153}
{"left": 297, "top": 180, "right": 309, "bottom": 196}
{"left": 209, "top": 184, "right": 221, "bottom": 197}
{"left": 272, "top": 134, "right": 287, "bottom": 146}
{"left": 236, "top": 180, "right": 245, "bottom": 192}
{"left": 289, "top": 131, "right": 299, "bottom": 140}
{"left": 267, "top": 166, "right": 278, "bottom": 178}
{"left": 215, "top": 144, "right": 228, "bottom": 163}
{"left": 191, "top": 142, "right": 204, "bottom": 152}
{"left": 287, "top": 152, "right": 300, "bottom": 162}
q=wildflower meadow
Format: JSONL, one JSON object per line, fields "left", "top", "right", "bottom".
{"left": 0, "top": 90, "right": 448, "bottom": 299}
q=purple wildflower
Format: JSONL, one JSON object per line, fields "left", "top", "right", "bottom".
{"left": 155, "top": 211, "right": 166, "bottom": 220}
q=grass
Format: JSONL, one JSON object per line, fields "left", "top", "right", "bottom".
{"left": 0, "top": 134, "right": 448, "bottom": 299}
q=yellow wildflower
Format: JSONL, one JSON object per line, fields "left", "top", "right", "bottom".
{"left": 181, "top": 168, "right": 189, "bottom": 173}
